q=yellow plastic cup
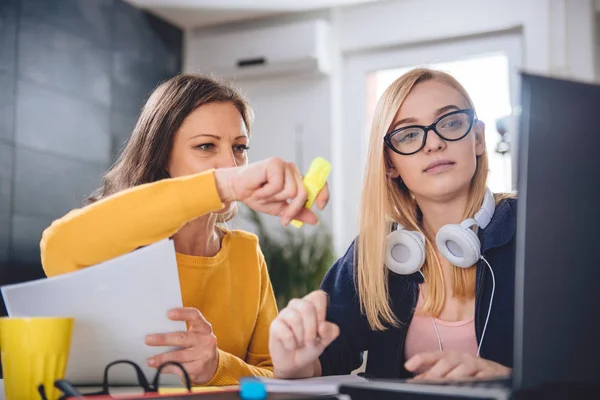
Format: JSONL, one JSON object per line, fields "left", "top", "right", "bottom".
{"left": 0, "top": 317, "right": 74, "bottom": 400}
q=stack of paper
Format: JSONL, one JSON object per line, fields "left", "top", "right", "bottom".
{"left": 1, "top": 239, "right": 186, "bottom": 386}
{"left": 257, "top": 374, "right": 368, "bottom": 394}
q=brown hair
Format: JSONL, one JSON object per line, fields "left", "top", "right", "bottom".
{"left": 87, "top": 74, "right": 253, "bottom": 221}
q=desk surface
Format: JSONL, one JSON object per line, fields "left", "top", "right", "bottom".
{"left": 0, "top": 379, "right": 238, "bottom": 399}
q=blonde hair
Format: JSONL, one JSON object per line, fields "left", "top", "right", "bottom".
{"left": 357, "top": 68, "right": 510, "bottom": 331}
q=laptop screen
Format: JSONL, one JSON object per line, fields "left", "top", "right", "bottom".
{"left": 513, "top": 72, "right": 600, "bottom": 390}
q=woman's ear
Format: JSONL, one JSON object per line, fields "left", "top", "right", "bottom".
{"left": 474, "top": 120, "right": 486, "bottom": 156}
{"left": 388, "top": 166, "right": 400, "bottom": 179}
{"left": 386, "top": 160, "right": 400, "bottom": 179}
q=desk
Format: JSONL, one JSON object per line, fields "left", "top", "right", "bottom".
{"left": 0, "top": 380, "right": 347, "bottom": 399}
{"left": 0, "top": 379, "right": 236, "bottom": 399}
{"left": 73, "top": 385, "right": 237, "bottom": 396}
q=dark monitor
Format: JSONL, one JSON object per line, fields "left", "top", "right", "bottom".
{"left": 514, "top": 72, "right": 600, "bottom": 390}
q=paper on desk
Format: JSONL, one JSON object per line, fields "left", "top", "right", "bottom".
{"left": 257, "top": 374, "right": 367, "bottom": 394}
{"left": 1, "top": 239, "right": 186, "bottom": 386}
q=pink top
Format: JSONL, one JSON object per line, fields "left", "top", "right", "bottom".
{"left": 405, "top": 284, "right": 478, "bottom": 371}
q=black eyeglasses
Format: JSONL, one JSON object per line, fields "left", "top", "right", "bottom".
{"left": 38, "top": 360, "right": 192, "bottom": 400}
{"left": 384, "top": 109, "right": 476, "bottom": 155}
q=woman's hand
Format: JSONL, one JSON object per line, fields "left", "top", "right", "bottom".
{"left": 269, "top": 290, "right": 339, "bottom": 379}
{"left": 405, "top": 351, "right": 511, "bottom": 381}
{"left": 145, "top": 308, "right": 218, "bottom": 385}
{"left": 214, "top": 158, "right": 330, "bottom": 226}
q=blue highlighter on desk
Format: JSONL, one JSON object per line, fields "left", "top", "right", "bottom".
{"left": 240, "top": 378, "right": 267, "bottom": 400}
{"left": 239, "top": 377, "right": 343, "bottom": 400}
{"left": 290, "top": 157, "right": 331, "bottom": 228}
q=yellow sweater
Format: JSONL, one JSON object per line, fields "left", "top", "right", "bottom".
{"left": 40, "top": 170, "right": 277, "bottom": 386}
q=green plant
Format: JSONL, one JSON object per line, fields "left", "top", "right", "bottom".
{"left": 244, "top": 208, "right": 336, "bottom": 309}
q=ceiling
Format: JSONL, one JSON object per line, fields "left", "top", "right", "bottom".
{"left": 123, "top": 0, "right": 382, "bottom": 28}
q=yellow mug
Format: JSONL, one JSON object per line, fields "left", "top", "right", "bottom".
{"left": 0, "top": 317, "right": 74, "bottom": 400}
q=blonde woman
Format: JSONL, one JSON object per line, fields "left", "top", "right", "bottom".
{"left": 269, "top": 68, "right": 516, "bottom": 381}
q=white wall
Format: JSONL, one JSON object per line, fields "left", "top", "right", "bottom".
{"left": 339, "top": 0, "right": 597, "bottom": 81}
{"left": 184, "top": 10, "right": 336, "bottom": 237}
{"left": 184, "top": 0, "right": 599, "bottom": 255}
{"left": 236, "top": 74, "right": 334, "bottom": 233}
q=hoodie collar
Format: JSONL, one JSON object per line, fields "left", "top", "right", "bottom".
{"left": 479, "top": 198, "right": 517, "bottom": 253}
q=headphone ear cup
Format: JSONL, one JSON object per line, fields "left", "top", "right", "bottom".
{"left": 385, "top": 229, "right": 426, "bottom": 275}
{"left": 436, "top": 224, "right": 481, "bottom": 268}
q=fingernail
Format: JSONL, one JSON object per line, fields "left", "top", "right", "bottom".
{"left": 147, "top": 358, "right": 156, "bottom": 367}
{"left": 145, "top": 335, "right": 155, "bottom": 344}
{"left": 168, "top": 309, "right": 177, "bottom": 318}
{"left": 324, "top": 292, "right": 330, "bottom": 307}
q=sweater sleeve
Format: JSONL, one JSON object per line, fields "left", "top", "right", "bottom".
{"left": 204, "top": 246, "right": 277, "bottom": 385}
{"left": 319, "top": 240, "right": 371, "bottom": 376}
{"left": 41, "top": 170, "right": 224, "bottom": 277}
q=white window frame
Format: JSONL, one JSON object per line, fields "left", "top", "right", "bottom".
{"left": 333, "top": 32, "right": 523, "bottom": 253}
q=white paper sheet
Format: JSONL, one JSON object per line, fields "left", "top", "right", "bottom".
{"left": 257, "top": 374, "right": 367, "bottom": 394}
{"left": 1, "top": 239, "right": 186, "bottom": 386}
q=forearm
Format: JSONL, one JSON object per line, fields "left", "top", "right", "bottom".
{"left": 274, "top": 359, "right": 322, "bottom": 380}
{"left": 41, "top": 170, "right": 223, "bottom": 276}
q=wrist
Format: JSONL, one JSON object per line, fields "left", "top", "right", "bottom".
{"left": 194, "top": 349, "right": 220, "bottom": 386}
{"left": 213, "top": 169, "right": 237, "bottom": 203}
{"left": 274, "top": 360, "right": 319, "bottom": 379}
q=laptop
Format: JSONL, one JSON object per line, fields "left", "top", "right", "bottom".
{"left": 337, "top": 72, "right": 600, "bottom": 399}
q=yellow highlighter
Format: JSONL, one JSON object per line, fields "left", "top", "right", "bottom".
{"left": 291, "top": 157, "right": 331, "bottom": 228}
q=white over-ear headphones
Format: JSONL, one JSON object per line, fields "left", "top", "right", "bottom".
{"left": 385, "top": 187, "right": 495, "bottom": 275}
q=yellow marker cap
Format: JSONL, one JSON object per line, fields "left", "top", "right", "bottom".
{"left": 291, "top": 157, "right": 331, "bottom": 228}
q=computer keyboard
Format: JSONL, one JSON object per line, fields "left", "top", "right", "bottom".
{"left": 339, "top": 378, "right": 513, "bottom": 400}
{"left": 417, "top": 376, "right": 512, "bottom": 389}
{"left": 362, "top": 376, "right": 511, "bottom": 388}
